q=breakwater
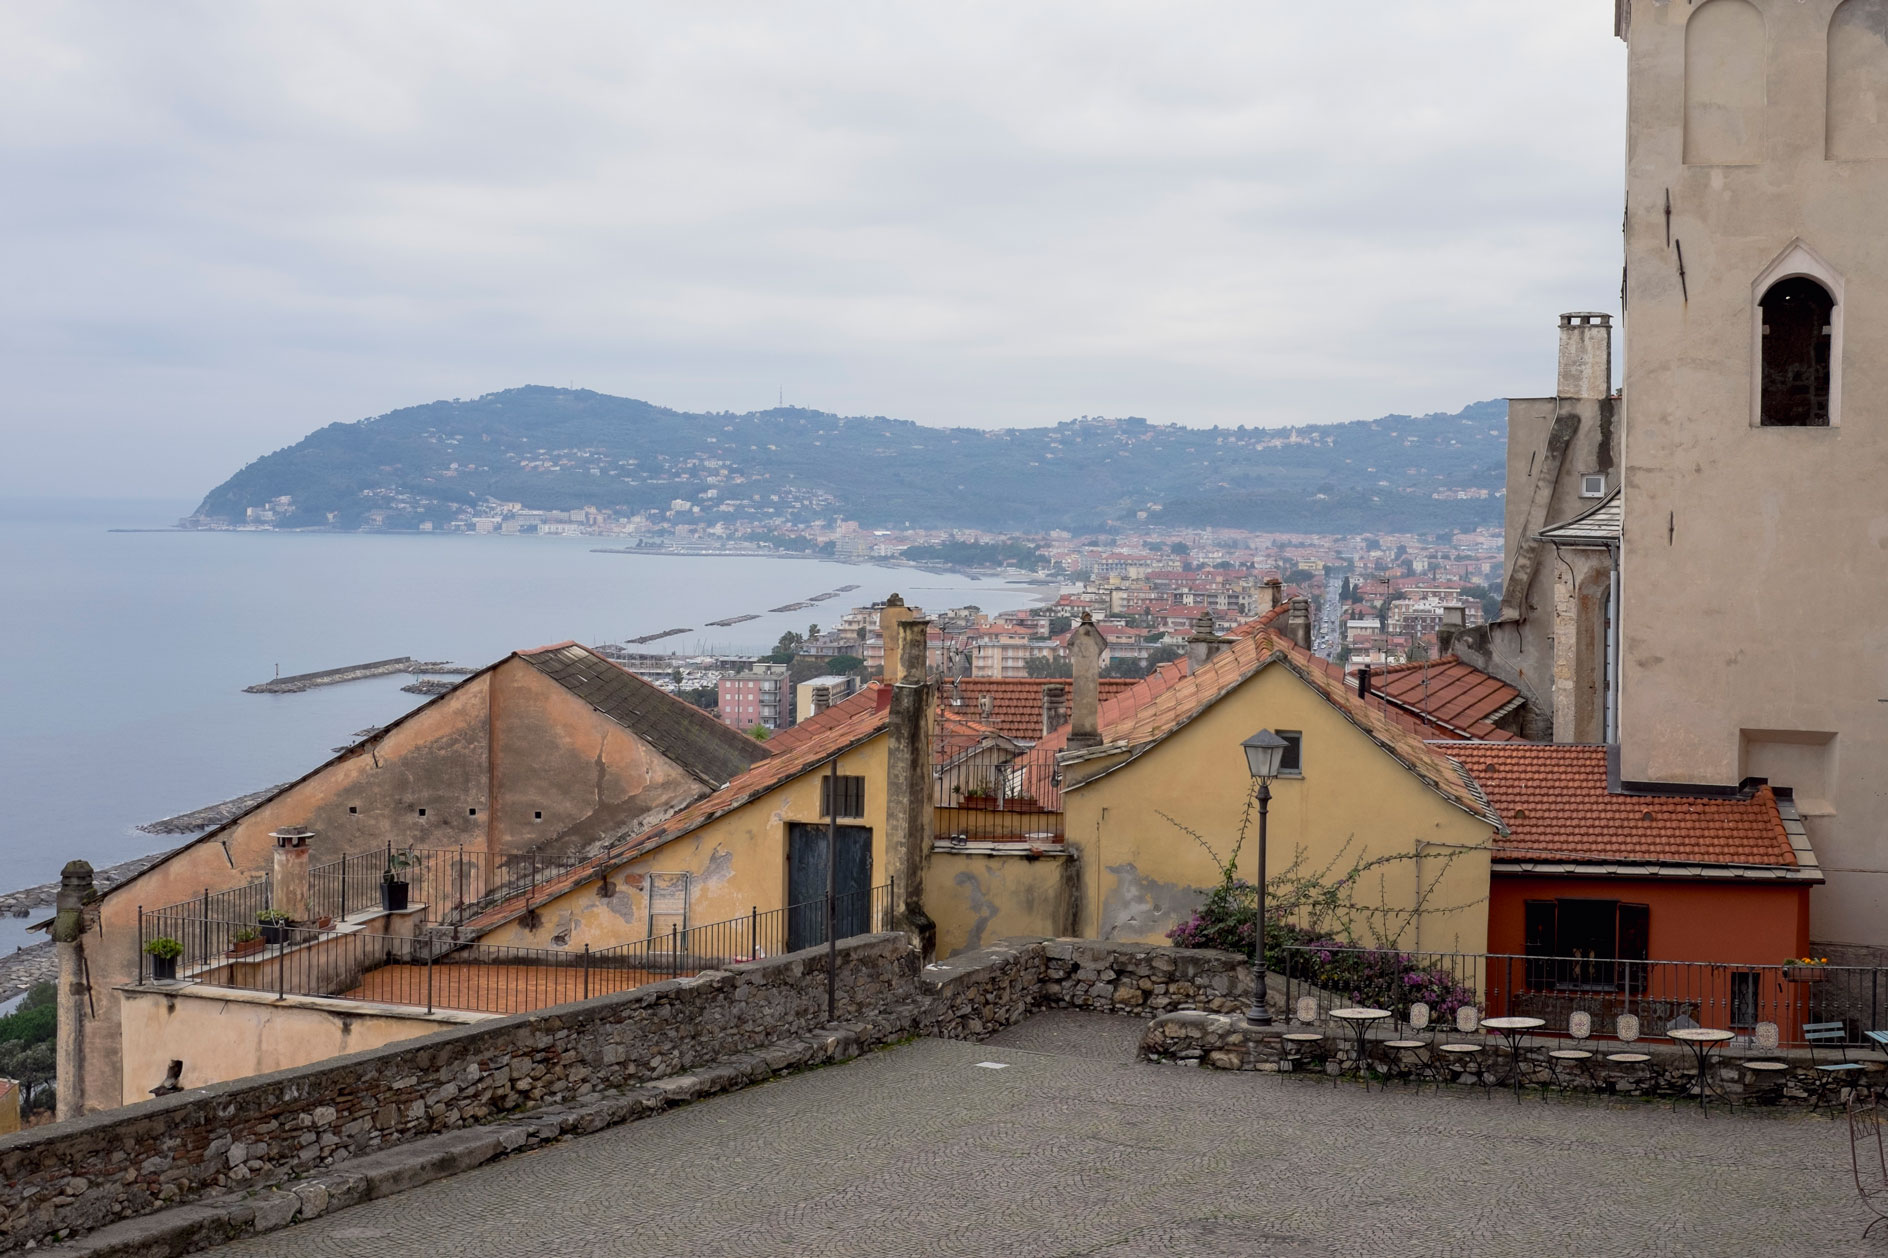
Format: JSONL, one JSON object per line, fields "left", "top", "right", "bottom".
{"left": 243, "top": 657, "right": 416, "bottom": 693}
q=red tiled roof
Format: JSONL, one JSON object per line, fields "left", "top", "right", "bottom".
{"left": 936, "top": 677, "right": 1137, "bottom": 744}
{"left": 1450, "top": 743, "right": 1799, "bottom": 868}
{"left": 1365, "top": 658, "right": 1525, "bottom": 742}
{"left": 762, "top": 684, "right": 888, "bottom": 755}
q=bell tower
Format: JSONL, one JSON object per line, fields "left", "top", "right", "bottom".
{"left": 1617, "top": 0, "right": 1888, "bottom": 954}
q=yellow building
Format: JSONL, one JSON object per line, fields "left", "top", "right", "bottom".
{"left": 1038, "top": 611, "right": 1503, "bottom": 955}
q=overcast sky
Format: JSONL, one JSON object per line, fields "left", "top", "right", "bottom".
{"left": 1, "top": 2, "right": 1624, "bottom": 502}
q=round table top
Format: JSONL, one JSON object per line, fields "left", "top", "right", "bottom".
{"left": 1668, "top": 1027, "right": 1736, "bottom": 1043}
{"left": 1480, "top": 1016, "right": 1546, "bottom": 1031}
{"left": 1329, "top": 1007, "right": 1392, "bottom": 1020}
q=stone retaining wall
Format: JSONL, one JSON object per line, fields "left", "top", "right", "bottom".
{"left": 2, "top": 934, "right": 1250, "bottom": 1252}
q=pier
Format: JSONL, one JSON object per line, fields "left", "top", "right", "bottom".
{"left": 244, "top": 657, "right": 415, "bottom": 693}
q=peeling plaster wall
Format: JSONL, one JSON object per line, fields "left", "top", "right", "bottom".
{"left": 78, "top": 657, "right": 726, "bottom": 1116}
{"left": 480, "top": 731, "right": 893, "bottom": 953}
{"left": 1061, "top": 665, "right": 1494, "bottom": 950}
{"left": 930, "top": 853, "right": 1074, "bottom": 957}
{"left": 1622, "top": 0, "right": 1888, "bottom": 947}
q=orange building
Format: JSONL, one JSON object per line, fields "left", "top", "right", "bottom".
{"left": 1455, "top": 742, "right": 1821, "bottom": 1036}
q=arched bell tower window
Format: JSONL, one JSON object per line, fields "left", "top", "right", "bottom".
{"left": 1760, "top": 278, "right": 1835, "bottom": 426}
{"left": 1750, "top": 240, "right": 1844, "bottom": 428}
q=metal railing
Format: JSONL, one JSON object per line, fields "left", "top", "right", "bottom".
{"left": 139, "top": 877, "right": 273, "bottom": 973}
{"left": 139, "top": 882, "right": 896, "bottom": 1019}
{"left": 935, "top": 741, "right": 1065, "bottom": 845}
{"left": 1277, "top": 944, "right": 1888, "bottom": 1048}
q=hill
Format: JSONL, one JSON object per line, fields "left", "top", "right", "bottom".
{"left": 194, "top": 387, "right": 1507, "bottom": 533}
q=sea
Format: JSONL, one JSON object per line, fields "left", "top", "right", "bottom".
{"left": 0, "top": 497, "right": 1045, "bottom": 955}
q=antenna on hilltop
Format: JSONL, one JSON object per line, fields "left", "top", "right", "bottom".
{"left": 779, "top": 386, "right": 784, "bottom": 408}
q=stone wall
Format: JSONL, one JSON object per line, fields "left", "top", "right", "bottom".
{"left": 0, "top": 934, "right": 924, "bottom": 1252}
{"left": 2, "top": 934, "right": 1251, "bottom": 1252}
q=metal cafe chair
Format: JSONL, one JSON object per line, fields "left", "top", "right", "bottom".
{"left": 1546, "top": 1010, "right": 1599, "bottom": 1101}
{"left": 1807, "top": 1021, "right": 1870, "bottom": 1112}
{"left": 1280, "top": 994, "right": 1327, "bottom": 1082}
{"left": 1436, "top": 1004, "right": 1491, "bottom": 1097}
{"left": 1602, "top": 1013, "right": 1652, "bottom": 1091}
{"left": 1739, "top": 1021, "right": 1791, "bottom": 1105}
{"left": 1382, "top": 1000, "right": 1435, "bottom": 1088}
{"left": 1850, "top": 1090, "right": 1888, "bottom": 1241}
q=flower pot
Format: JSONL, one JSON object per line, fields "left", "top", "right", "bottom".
{"left": 381, "top": 878, "right": 410, "bottom": 912}
{"left": 150, "top": 956, "right": 178, "bottom": 982}
{"left": 259, "top": 923, "right": 287, "bottom": 947}
{"left": 228, "top": 938, "right": 264, "bottom": 958}
{"left": 1785, "top": 965, "right": 1830, "bottom": 983}
{"left": 315, "top": 916, "right": 334, "bottom": 931}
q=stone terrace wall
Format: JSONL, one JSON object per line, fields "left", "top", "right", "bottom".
{"left": 2, "top": 935, "right": 1251, "bottom": 1252}
{"left": 0, "top": 934, "right": 923, "bottom": 1252}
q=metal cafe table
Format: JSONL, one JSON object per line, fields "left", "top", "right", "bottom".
{"left": 1668, "top": 1027, "right": 1737, "bottom": 1113}
{"left": 1480, "top": 1016, "right": 1546, "bottom": 1098}
{"left": 1328, "top": 1007, "right": 1392, "bottom": 1089}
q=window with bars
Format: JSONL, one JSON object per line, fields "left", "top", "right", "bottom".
{"left": 821, "top": 774, "right": 866, "bottom": 818}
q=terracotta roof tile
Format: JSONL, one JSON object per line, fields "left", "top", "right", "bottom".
{"left": 762, "top": 684, "right": 888, "bottom": 754}
{"left": 1365, "top": 658, "right": 1525, "bottom": 741}
{"left": 1449, "top": 742, "right": 1798, "bottom": 867}
{"left": 1041, "top": 603, "right": 1499, "bottom": 827}
{"left": 935, "top": 677, "right": 1136, "bottom": 744}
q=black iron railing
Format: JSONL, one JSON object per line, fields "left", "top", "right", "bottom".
{"left": 139, "top": 881, "right": 896, "bottom": 1018}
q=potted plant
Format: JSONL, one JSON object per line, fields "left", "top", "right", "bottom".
{"left": 381, "top": 849, "right": 412, "bottom": 912}
{"left": 256, "top": 909, "right": 293, "bottom": 946}
{"left": 144, "top": 936, "right": 184, "bottom": 982}
{"left": 1784, "top": 956, "right": 1831, "bottom": 982}
{"left": 228, "top": 927, "right": 263, "bottom": 958}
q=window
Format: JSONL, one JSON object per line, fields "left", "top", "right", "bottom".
{"left": 1580, "top": 474, "right": 1607, "bottom": 498}
{"left": 417, "top": 808, "right": 426, "bottom": 818}
{"left": 533, "top": 810, "right": 544, "bottom": 821}
{"left": 821, "top": 774, "right": 867, "bottom": 819}
{"left": 1522, "top": 899, "right": 1650, "bottom": 993}
{"left": 468, "top": 807, "right": 478, "bottom": 817}
{"left": 348, "top": 806, "right": 358, "bottom": 815}
{"left": 1278, "top": 731, "right": 1303, "bottom": 776}
{"left": 1760, "top": 277, "right": 1835, "bottom": 426}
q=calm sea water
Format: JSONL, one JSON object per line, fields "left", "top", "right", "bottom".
{"left": 0, "top": 498, "right": 1040, "bottom": 949}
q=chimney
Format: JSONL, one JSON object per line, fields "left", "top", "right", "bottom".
{"left": 271, "top": 826, "right": 314, "bottom": 923}
{"left": 878, "top": 594, "right": 915, "bottom": 684}
{"left": 53, "top": 860, "right": 96, "bottom": 1121}
{"left": 885, "top": 617, "right": 936, "bottom": 959}
{"left": 1286, "top": 597, "right": 1313, "bottom": 651}
{"left": 1357, "top": 664, "right": 1372, "bottom": 700}
{"left": 1263, "top": 577, "right": 1284, "bottom": 610}
{"left": 979, "top": 693, "right": 995, "bottom": 722}
{"left": 1186, "top": 609, "right": 1230, "bottom": 671}
{"left": 1557, "top": 312, "right": 1612, "bottom": 400}
{"left": 1041, "top": 683, "right": 1068, "bottom": 737}
{"left": 1438, "top": 605, "right": 1467, "bottom": 657}
{"left": 1068, "top": 612, "right": 1109, "bottom": 752}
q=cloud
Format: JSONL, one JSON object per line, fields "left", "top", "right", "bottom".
{"left": 0, "top": 1, "right": 1624, "bottom": 499}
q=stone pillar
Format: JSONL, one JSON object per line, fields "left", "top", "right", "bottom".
{"left": 271, "top": 827, "right": 314, "bottom": 922}
{"left": 878, "top": 594, "right": 916, "bottom": 684}
{"left": 886, "top": 618, "right": 937, "bottom": 959}
{"left": 1437, "top": 605, "right": 1466, "bottom": 657}
{"left": 1067, "top": 613, "right": 1109, "bottom": 753}
{"left": 1262, "top": 577, "right": 1284, "bottom": 610}
{"left": 52, "top": 860, "right": 96, "bottom": 1123}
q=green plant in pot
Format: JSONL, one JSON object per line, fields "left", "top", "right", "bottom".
{"left": 382, "top": 849, "right": 412, "bottom": 912}
{"left": 228, "top": 927, "right": 263, "bottom": 957}
{"left": 256, "top": 908, "right": 293, "bottom": 946}
{"left": 143, "top": 936, "right": 184, "bottom": 982}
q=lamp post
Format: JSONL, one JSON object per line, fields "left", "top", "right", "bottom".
{"left": 1240, "top": 729, "right": 1289, "bottom": 1025}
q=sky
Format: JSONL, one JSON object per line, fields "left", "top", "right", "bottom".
{"left": 0, "top": 2, "right": 1626, "bottom": 502}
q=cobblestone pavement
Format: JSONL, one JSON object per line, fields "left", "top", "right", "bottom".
{"left": 209, "top": 1011, "right": 1878, "bottom": 1258}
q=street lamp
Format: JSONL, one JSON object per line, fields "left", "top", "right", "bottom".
{"left": 1240, "top": 729, "right": 1289, "bottom": 1025}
